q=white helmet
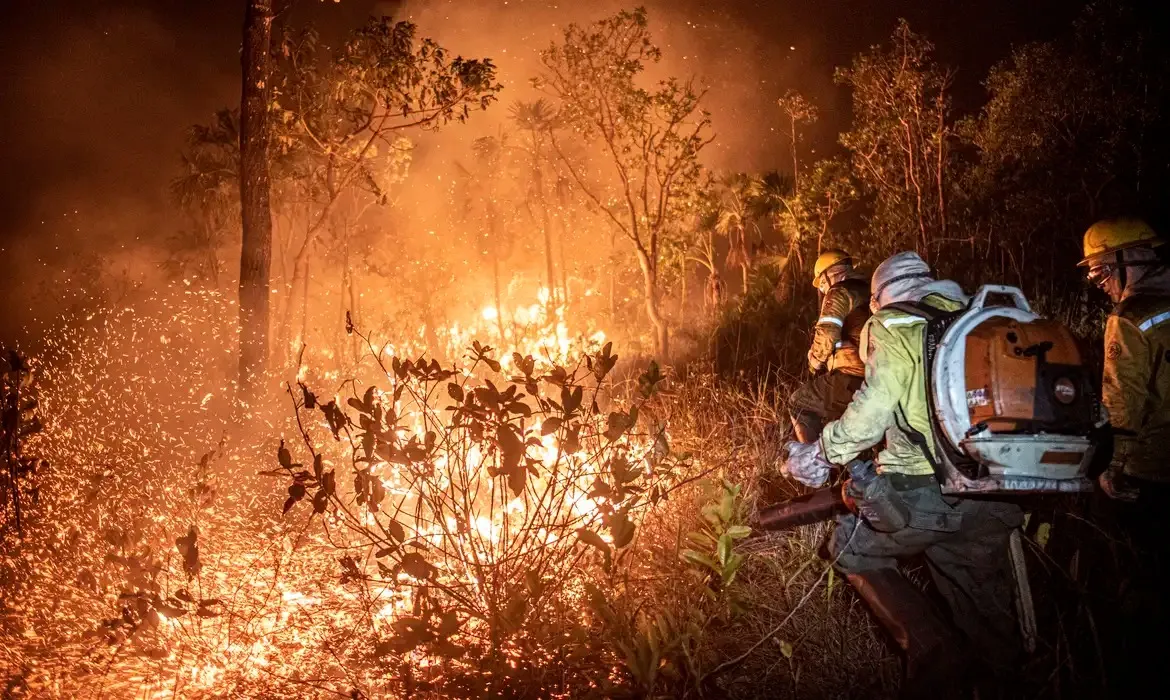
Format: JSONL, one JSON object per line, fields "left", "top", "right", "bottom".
{"left": 870, "top": 251, "right": 933, "bottom": 310}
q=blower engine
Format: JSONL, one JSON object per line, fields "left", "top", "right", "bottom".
{"left": 919, "top": 285, "right": 1098, "bottom": 494}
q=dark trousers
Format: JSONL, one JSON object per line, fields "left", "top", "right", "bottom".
{"left": 788, "top": 371, "right": 863, "bottom": 439}
{"left": 830, "top": 484, "right": 1025, "bottom": 671}
{"left": 1104, "top": 478, "right": 1170, "bottom": 696}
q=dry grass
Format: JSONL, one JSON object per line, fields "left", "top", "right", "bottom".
{"left": 631, "top": 368, "right": 898, "bottom": 699}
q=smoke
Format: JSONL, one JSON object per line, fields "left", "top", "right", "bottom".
{"left": 389, "top": 0, "right": 807, "bottom": 172}
{"left": 0, "top": 1, "right": 240, "bottom": 341}
{"left": 0, "top": 0, "right": 1079, "bottom": 345}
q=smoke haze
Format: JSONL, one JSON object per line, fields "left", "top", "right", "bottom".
{"left": 0, "top": 0, "right": 1080, "bottom": 342}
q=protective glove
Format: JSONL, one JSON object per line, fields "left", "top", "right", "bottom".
{"left": 1098, "top": 464, "right": 1140, "bottom": 502}
{"left": 781, "top": 440, "right": 832, "bottom": 488}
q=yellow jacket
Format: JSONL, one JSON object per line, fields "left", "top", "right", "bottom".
{"left": 1104, "top": 285, "right": 1170, "bottom": 483}
{"left": 809, "top": 276, "right": 870, "bottom": 377}
{"left": 821, "top": 293, "right": 964, "bottom": 476}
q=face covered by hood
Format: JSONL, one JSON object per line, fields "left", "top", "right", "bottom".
{"left": 869, "top": 251, "right": 969, "bottom": 312}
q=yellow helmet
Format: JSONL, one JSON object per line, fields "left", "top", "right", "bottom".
{"left": 1079, "top": 218, "right": 1163, "bottom": 266}
{"left": 812, "top": 249, "right": 852, "bottom": 286}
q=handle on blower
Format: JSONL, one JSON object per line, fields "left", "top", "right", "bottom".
{"left": 969, "top": 285, "right": 1032, "bottom": 313}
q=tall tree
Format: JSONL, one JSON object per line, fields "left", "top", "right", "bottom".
{"left": 836, "top": 20, "right": 958, "bottom": 261}
{"left": 962, "top": 2, "right": 1170, "bottom": 318}
{"left": 538, "top": 8, "right": 711, "bottom": 359}
{"left": 237, "top": 0, "right": 275, "bottom": 396}
{"left": 271, "top": 20, "right": 500, "bottom": 363}
{"left": 777, "top": 90, "right": 818, "bottom": 191}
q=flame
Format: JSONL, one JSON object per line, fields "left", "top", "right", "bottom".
{"left": 3, "top": 281, "right": 662, "bottom": 697}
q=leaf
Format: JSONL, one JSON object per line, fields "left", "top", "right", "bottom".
{"left": 725, "top": 525, "right": 753, "bottom": 540}
{"left": 387, "top": 518, "right": 406, "bottom": 543}
{"left": 588, "top": 478, "right": 613, "bottom": 500}
{"left": 604, "top": 411, "right": 632, "bottom": 441}
{"left": 348, "top": 397, "right": 367, "bottom": 413}
{"left": 278, "top": 441, "right": 293, "bottom": 468}
{"left": 541, "top": 417, "right": 562, "bottom": 435}
{"left": 312, "top": 489, "right": 328, "bottom": 514}
{"left": 175, "top": 525, "right": 201, "bottom": 579}
{"left": 681, "top": 549, "right": 720, "bottom": 573}
{"left": 717, "top": 533, "right": 734, "bottom": 567}
{"left": 447, "top": 382, "right": 464, "bottom": 402}
{"left": 283, "top": 483, "right": 306, "bottom": 514}
{"left": 497, "top": 425, "right": 524, "bottom": 472}
{"left": 400, "top": 552, "right": 433, "bottom": 580}
{"left": 195, "top": 599, "right": 224, "bottom": 618}
{"left": 639, "top": 361, "right": 664, "bottom": 397}
{"left": 722, "top": 553, "right": 743, "bottom": 586}
{"left": 154, "top": 600, "right": 188, "bottom": 619}
{"left": 437, "top": 610, "right": 461, "bottom": 637}
{"left": 610, "top": 511, "right": 635, "bottom": 549}
{"left": 576, "top": 528, "right": 610, "bottom": 554}
{"left": 300, "top": 383, "right": 317, "bottom": 410}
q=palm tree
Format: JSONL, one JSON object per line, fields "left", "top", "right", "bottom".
{"left": 689, "top": 200, "right": 724, "bottom": 316}
{"left": 713, "top": 172, "right": 757, "bottom": 294}
{"left": 748, "top": 170, "right": 804, "bottom": 303}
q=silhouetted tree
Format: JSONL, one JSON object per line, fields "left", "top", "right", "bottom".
{"left": 537, "top": 8, "right": 712, "bottom": 359}
{"left": 238, "top": 0, "right": 276, "bottom": 397}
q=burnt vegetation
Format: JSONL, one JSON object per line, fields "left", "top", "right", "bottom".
{"left": 2, "top": 2, "right": 1170, "bottom": 698}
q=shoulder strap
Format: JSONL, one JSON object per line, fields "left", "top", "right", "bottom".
{"left": 882, "top": 299, "right": 980, "bottom": 484}
{"left": 886, "top": 300, "right": 944, "bottom": 321}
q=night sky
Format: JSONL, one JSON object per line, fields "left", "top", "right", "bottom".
{"left": 0, "top": 0, "right": 1088, "bottom": 337}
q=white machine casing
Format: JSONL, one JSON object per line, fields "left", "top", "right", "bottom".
{"left": 930, "top": 285, "right": 1097, "bottom": 495}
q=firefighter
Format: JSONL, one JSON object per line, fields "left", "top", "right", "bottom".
{"left": 1079, "top": 218, "right": 1170, "bottom": 498}
{"left": 784, "top": 252, "right": 1023, "bottom": 698}
{"left": 787, "top": 249, "right": 870, "bottom": 443}
{"left": 1079, "top": 217, "right": 1170, "bottom": 694}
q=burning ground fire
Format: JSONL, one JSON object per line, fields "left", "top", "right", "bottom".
{"left": 1, "top": 284, "right": 693, "bottom": 698}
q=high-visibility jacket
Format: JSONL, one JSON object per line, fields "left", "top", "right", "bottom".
{"left": 820, "top": 293, "right": 964, "bottom": 477}
{"left": 1104, "top": 289, "right": 1170, "bottom": 483}
{"left": 809, "top": 276, "right": 870, "bottom": 377}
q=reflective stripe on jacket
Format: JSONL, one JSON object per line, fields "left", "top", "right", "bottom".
{"left": 810, "top": 276, "right": 870, "bottom": 377}
{"left": 820, "top": 293, "right": 964, "bottom": 476}
{"left": 1104, "top": 292, "right": 1170, "bottom": 482}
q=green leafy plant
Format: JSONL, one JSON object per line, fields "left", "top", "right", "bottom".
{"left": 681, "top": 480, "right": 752, "bottom": 613}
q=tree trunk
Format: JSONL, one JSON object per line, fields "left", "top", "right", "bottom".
{"left": 634, "top": 246, "right": 668, "bottom": 360}
{"left": 558, "top": 211, "right": 571, "bottom": 314}
{"left": 534, "top": 171, "right": 557, "bottom": 317}
{"left": 283, "top": 240, "right": 310, "bottom": 370}
{"left": 237, "top": 0, "right": 274, "bottom": 398}
{"left": 492, "top": 254, "right": 506, "bottom": 345}
{"left": 609, "top": 229, "right": 618, "bottom": 322}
